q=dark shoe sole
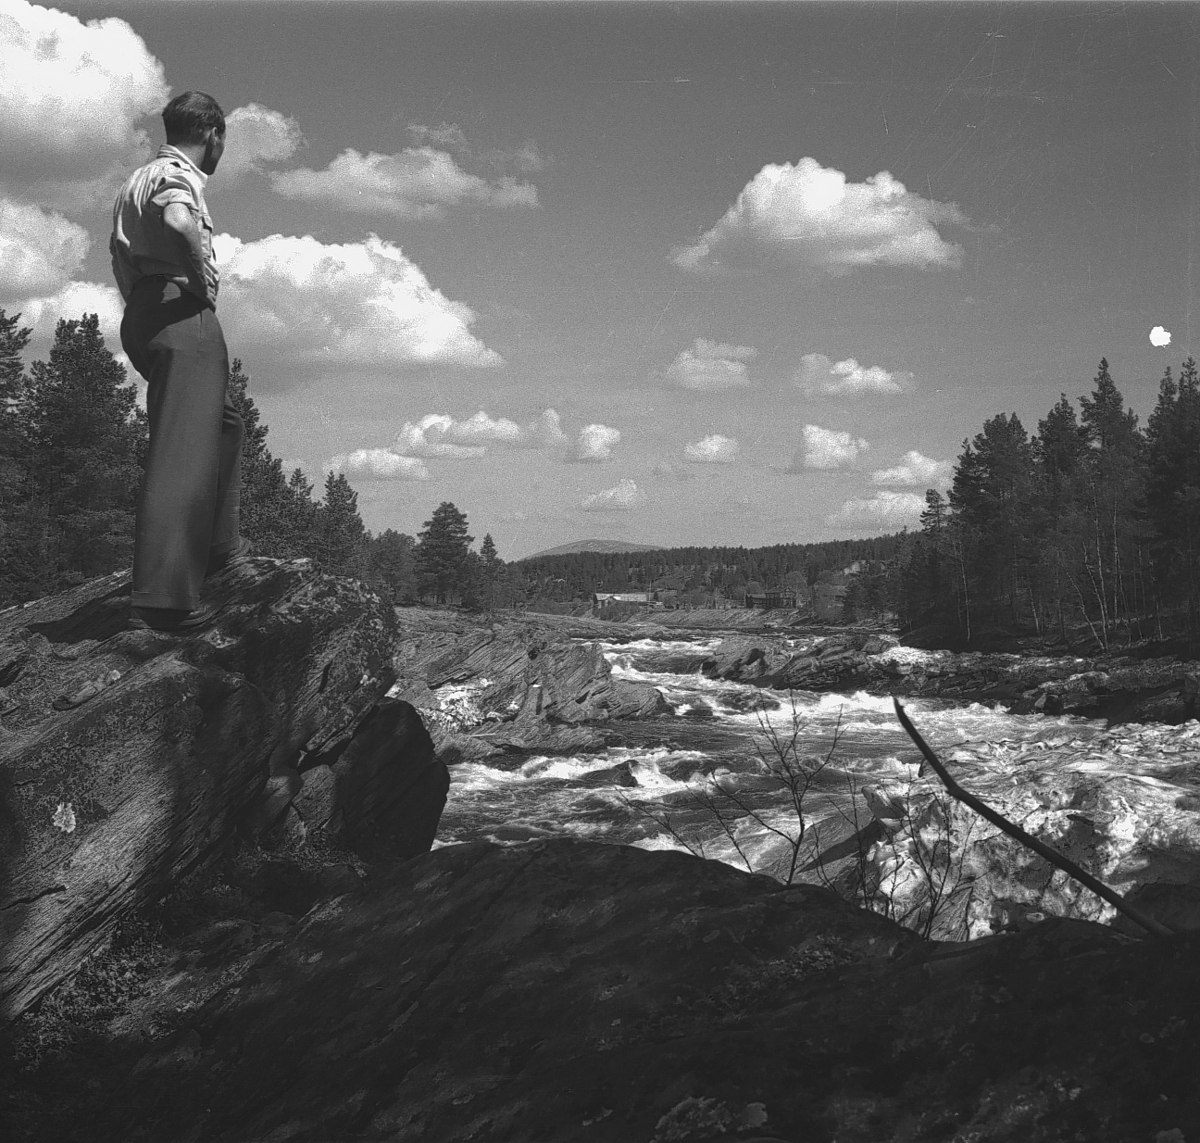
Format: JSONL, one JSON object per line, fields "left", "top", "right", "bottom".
{"left": 129, "top": 600, "right": 225, "bottom": 632}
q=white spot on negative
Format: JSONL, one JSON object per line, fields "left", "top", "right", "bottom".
{"left": 52, "top": 802, "right": 77, "bottom": 833}
{"left": 1150, "top": 325, "right": 1172, "bottom": 347}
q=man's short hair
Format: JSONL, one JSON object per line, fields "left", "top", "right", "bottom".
{"left": 162, "top": 92, "right": 225, "bottom": 143}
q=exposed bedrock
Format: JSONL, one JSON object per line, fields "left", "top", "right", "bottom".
{"left": 9, "top": 839, "right": 1198, "bottom": 1142}
{"left": 701, "top": 632, "right": 1200, "bottom": 724}
{"left": 0, "top": 560, "right": 447, "bottom": 1019}
{"left": 388, "top": 609, "right": 670, "bottom": 763}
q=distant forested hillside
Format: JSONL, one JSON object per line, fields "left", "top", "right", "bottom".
{"left": 515, "top": 535, "right": 904, "bottom": 604}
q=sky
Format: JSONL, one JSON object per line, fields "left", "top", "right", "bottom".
{"left": 2, "top": 0, "right": 1199, "bottom": 559}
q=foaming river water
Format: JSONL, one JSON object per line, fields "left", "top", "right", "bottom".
{"left": 434, "top": 633, "right": 1125, "bottom": 873}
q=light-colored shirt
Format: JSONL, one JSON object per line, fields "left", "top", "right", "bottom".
{"left": 110, "top": 144, "right": 219, "bottom": 306}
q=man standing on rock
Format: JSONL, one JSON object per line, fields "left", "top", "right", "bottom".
{"left": 111, "top": 91, "right": 249, "bottom": 632}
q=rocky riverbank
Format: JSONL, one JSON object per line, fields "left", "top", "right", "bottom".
{"left": 6, "top": 586, "right": 1200, "bottom": 1141}
{"left": 702, "top": 631, "right": 1200, "bottom": 724}
{"left": 387, "top": 608, "right": 670, "bottom": 763}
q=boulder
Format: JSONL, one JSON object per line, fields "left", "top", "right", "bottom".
{"left": 483, "top": 640, "right": 669, "bottom": 724}
{"left": 574, "top": 759, "right": 638, "bottom": 787}
{"left": 8, "top": 839, "right": 1199, "bottom": 1142}
{"left": 0, "top": 559, "right": 447, "bottom": 1018}
{"left": 699, "top": 635, "right": 790, "bottom": 682}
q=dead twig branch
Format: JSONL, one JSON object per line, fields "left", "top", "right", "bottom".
{"left": 893, "top": 698, "right": 1175, "bottom": 938}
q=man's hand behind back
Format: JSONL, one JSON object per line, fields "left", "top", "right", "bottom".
{"left": 162, "top": 202, "right": 217, "bottom": 309}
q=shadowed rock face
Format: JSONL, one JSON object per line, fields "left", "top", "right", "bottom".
{"left": 0, "top": 559, "right": 447, "bottom": 1018}
{"left": 7, "top": 838, "right": 1199, "bottom": 1142}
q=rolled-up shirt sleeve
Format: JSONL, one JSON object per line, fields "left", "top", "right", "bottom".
{"left": 111, "top": 146, "right": 217, "bottom": 304}
{"left": 149, "top": 188, "right": 196, "bottom": 210}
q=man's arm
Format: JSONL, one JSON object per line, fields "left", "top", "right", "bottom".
{"left": 161, "top": 202, "right": 216, "bottom": 308}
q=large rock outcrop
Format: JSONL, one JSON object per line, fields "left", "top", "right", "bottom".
{"left": 389, "top": 609, "right": 669, "bottom": 761}
{"left": 6, "top": 838, "right": 1197, "bottom": 1142}
{"left": 0, "top": 559, "right": 447, "bottom": 1019}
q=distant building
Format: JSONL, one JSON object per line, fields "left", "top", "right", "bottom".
{"left": 744, "top": 590, "right": 798, "bottom": 610}
{"left": 593, "top": 591, "right": 652, "bottom": 606}
{"left": 812, "top": 583, "right": 848, "bottom": 621}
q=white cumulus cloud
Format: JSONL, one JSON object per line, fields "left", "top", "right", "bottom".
{"left": 212, "top": 232, "right": 501, "bottom": 369}
{"left": 673, "top": 157, "right": 966, "bottom": 277}
{"left": 218, "top": 103, "right": 304, "bottom": 182}
{"left": 270, "top": 146, "right": 538, "bottom": 218}
{"left": 828, "top": 490, "right": 927, "bottom": 528}
{"left": 794, "top": 353, "right": 911, "bottom": 396}
{"left": 581, "top": 478, "right": 645, "bottom": 512}
{"left": 408, "top": 123, "right": 546, "bottom": 175}
{"left": 570, "top": 423, "right": 621, "bottom": 463}
{"left": 0, "top": 198, "right": 91, "bottom": 295}
{"left": 327, "top": 449, "right": 430, "bottom": 482}
{"left": 387, "top": 408, "right": 569, "bottom": 461}
{"left": 16, "top": 279, "right": 124, "bottom": 345}
{"left": 394, "top": 414, "right": 488, "bottom": 459}
{"left": 0, "top": 0, "right": 166, "bottom": 183}
{"left": 789, "top": 424, "right": 869, "bottom": 471}
{"left": 1150, "top": 325, "right": 1172, "bottom": 348}
{"left": 872, "top": 450, "right": 951, "bottom": 487}
{"left": 664, "top": 338, "right": 756, "bottom": 391}
{"left": 523, "top": 408, "right": 570, "bottom": 449}
{"left": 684, "top": 434, "right": 740, "bottom": 463}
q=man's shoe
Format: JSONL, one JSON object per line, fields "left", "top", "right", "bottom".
{"left": 129, "top": 599, "right": 224, "bottom": 632}
{"left": 206, "top": 536, "right": 255, "bottom": 575}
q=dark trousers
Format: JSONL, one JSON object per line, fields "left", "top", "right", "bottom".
{"left": 120, "top": 279, "right": 244, "bottom": 610}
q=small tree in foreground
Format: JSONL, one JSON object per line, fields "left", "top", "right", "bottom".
{"left": 628, "top": 695, "right": 975, "bottom": 940}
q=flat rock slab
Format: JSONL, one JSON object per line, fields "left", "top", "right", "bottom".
{"left": 8, "top": 838, "right": 1198, "bottom": 1142}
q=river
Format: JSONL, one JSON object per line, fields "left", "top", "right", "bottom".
{"left": 434, "top": 631, "right": 1134, "bottom": 882}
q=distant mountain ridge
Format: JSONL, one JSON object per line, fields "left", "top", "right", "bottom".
{"left": 521, "top": 539, "right": 662, "bottom": 560}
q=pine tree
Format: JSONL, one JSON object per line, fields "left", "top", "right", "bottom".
{"left": 365, "top": 529, "right": 418, "bottom": 603}
{"left": 7, "top": 314, "right": 144, "bottom": 597}
{"left": 1034, "top": 394, "right": 1088, "bottom": 481}
{"left": 1146, "top": 357, "right": 1200, "bottom": 628}
{"left": 0, "top": 308, "right": 29, "bottom": 405}
{"left": 949, "top": 412, "right": 1036, "bottom": 628}
{"left": 283, "top": 468, "right": 320, "bottom": 557}
{"left": 1071, "top": 360, "right": 1145, "bottom": 645}
{"left": 314, "top": 471, "right": 366, "bottom": 576}
{"left": 477, "top": 532, "right": 503, "bottom": 610}
{"left": 1079, "top": 358, "right": 1140, "bottom": 451}
{"left": 225, "top": 358, "right": 315, "bottom": 559}
{"left": 416, "top": 502, "right": 473, "bottom": 604}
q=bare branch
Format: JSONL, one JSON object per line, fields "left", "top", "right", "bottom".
{"left": 893, "top": 698, "right": 1174, "bottom": 938}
